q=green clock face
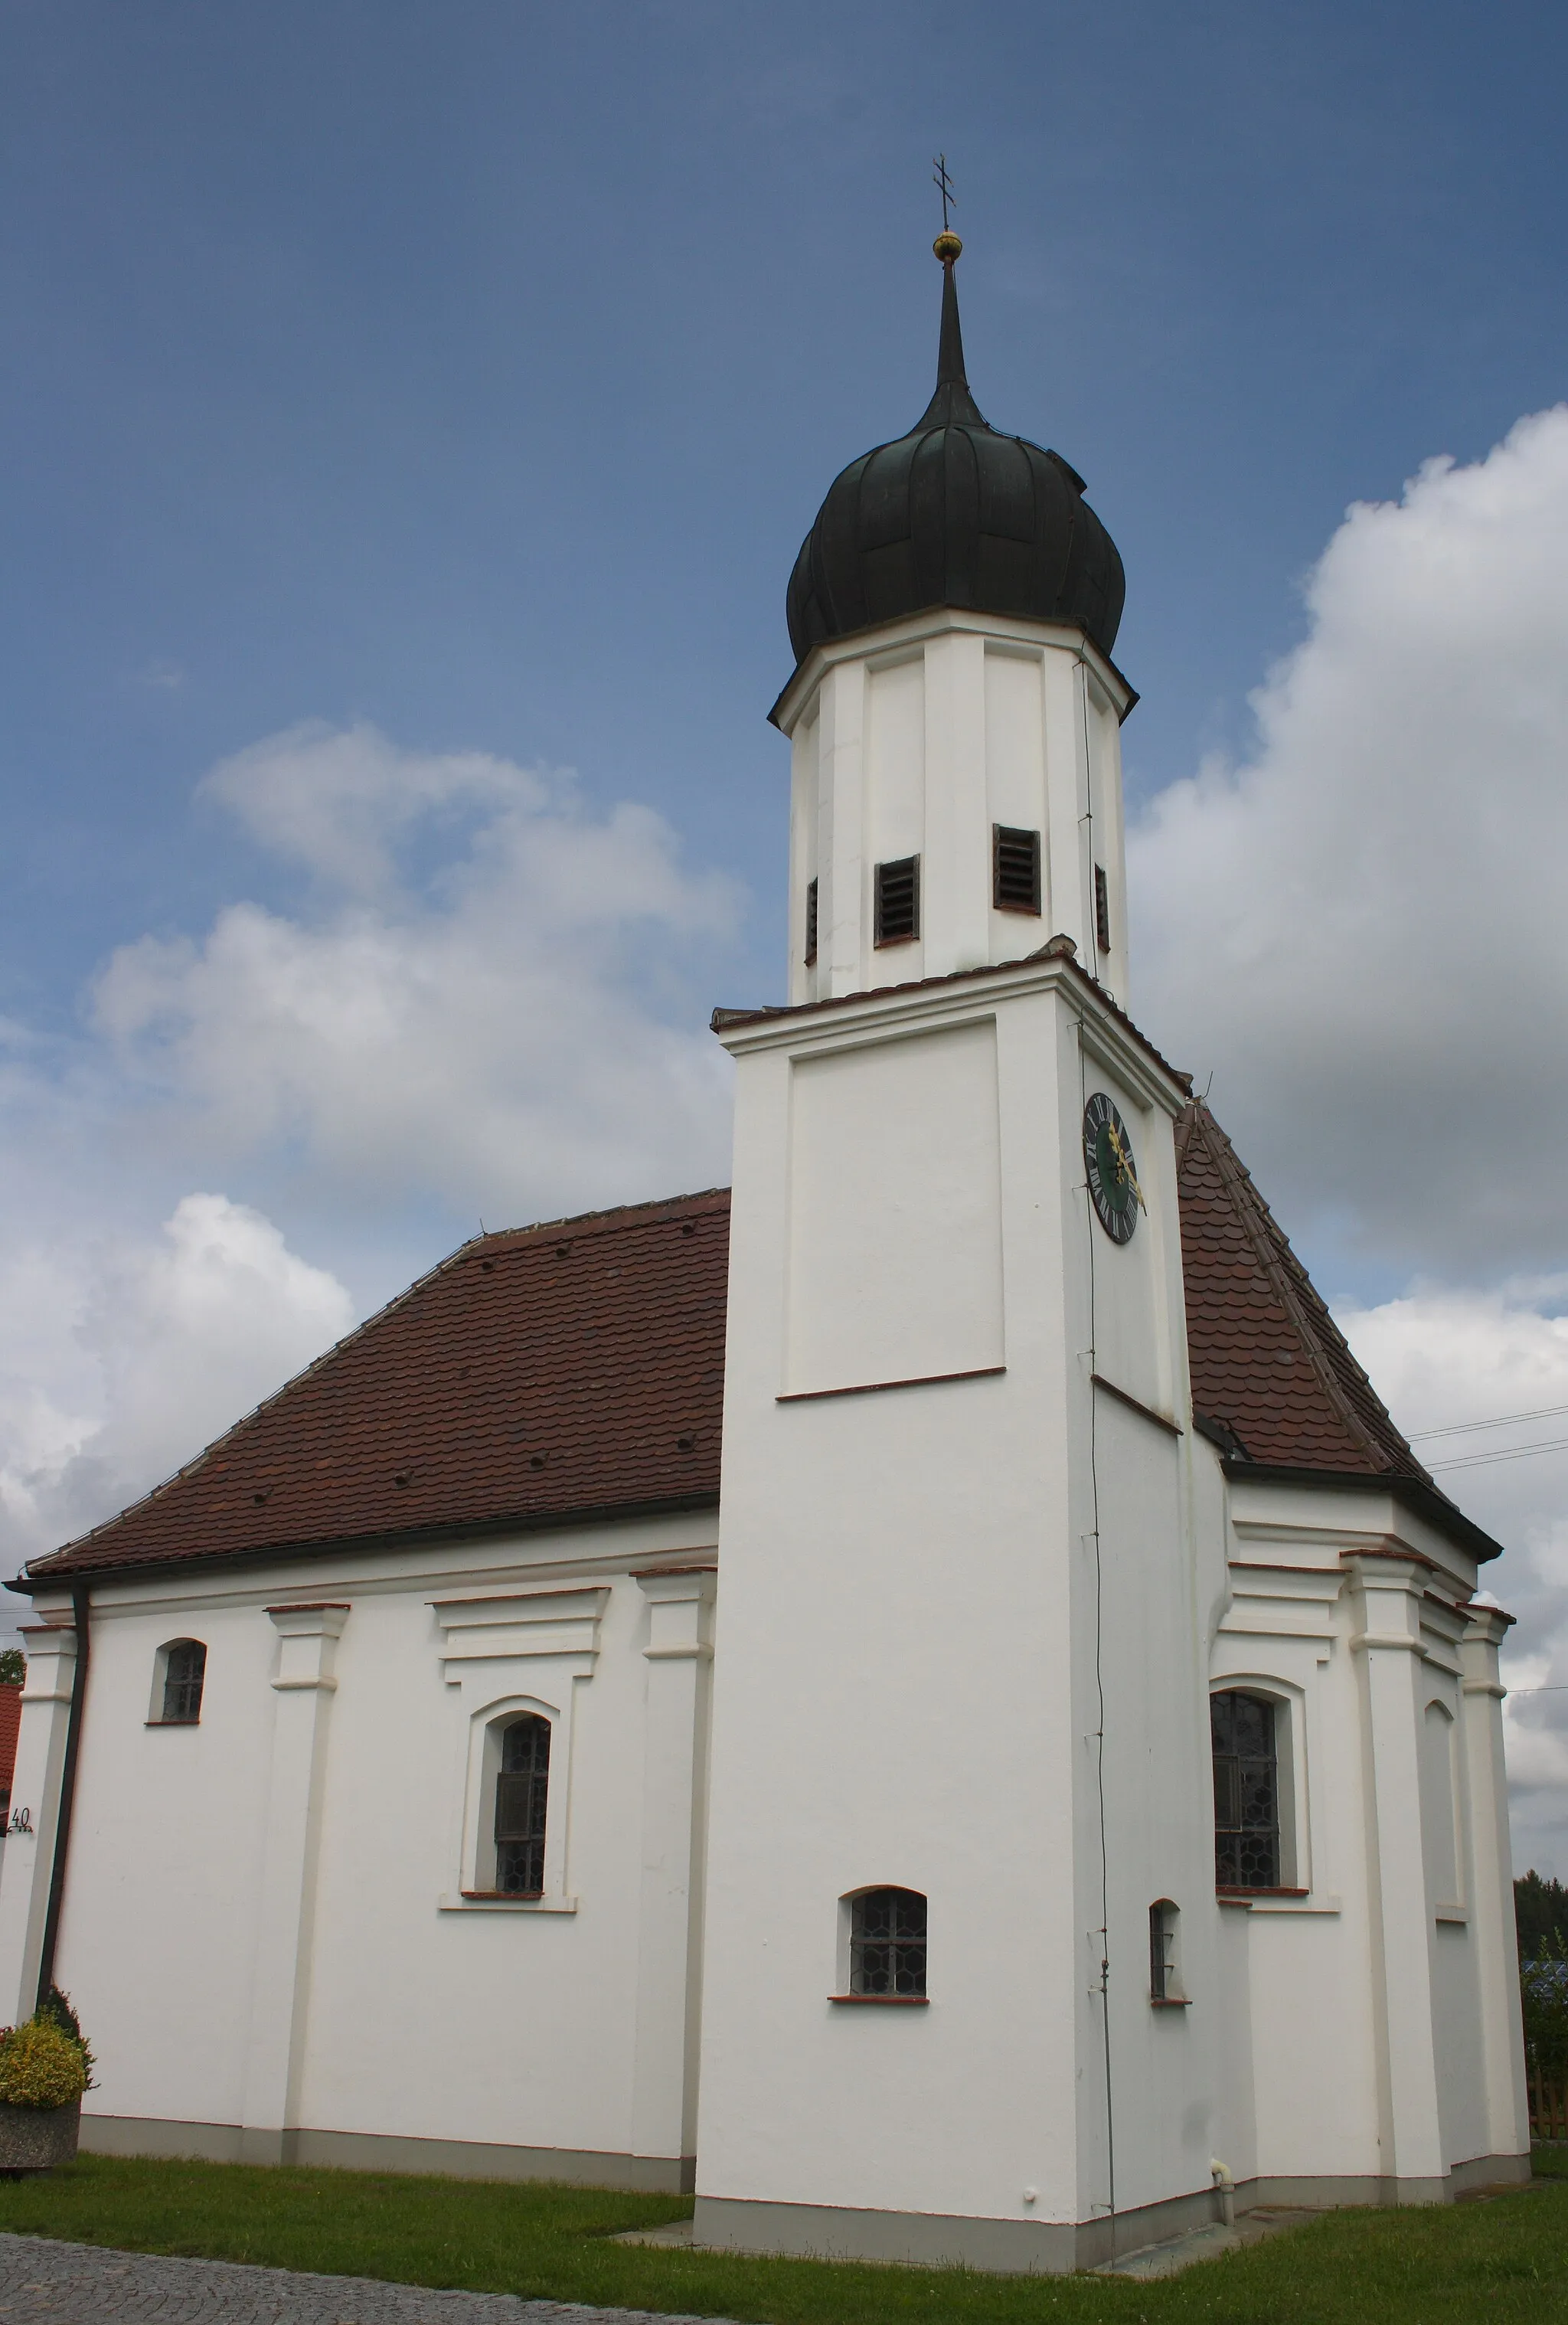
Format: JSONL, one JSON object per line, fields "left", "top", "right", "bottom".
{"left": 1083, "top": 1092, "right": 1142, "bottom": 1244}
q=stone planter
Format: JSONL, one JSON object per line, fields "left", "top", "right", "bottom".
{"left": 0, "top": 2096, "right": 80, "bottom": 2173}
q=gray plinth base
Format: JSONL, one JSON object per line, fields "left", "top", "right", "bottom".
{"left": 80, "top": 2115, "right": 694, "bottom": 2193}
{"left": 693, "top": 2183, "right": 1223, "bottom": 2274}
{"left": 0, "top": 2097, "right": 80, "bottom": 2174}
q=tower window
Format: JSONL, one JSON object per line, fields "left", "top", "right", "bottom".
{"left": 849, "top": 1886, "right": 927, "bottom": 1995}
{"left": 1149, "top": 1901, "right": 1181, "bottom": 2000}
{"left": 1094, "top": 864, "right": 1112, "bottom": 955}
{"left": 156, "top": 1639, "right": 207, "bottom": 1725}
{"left": 805, "top": 875, "right": 818, "bottom": 966}
{"left": 993, "top": 825, "right": 1041, "bottom": 914}
{"left": 1211, "top": 1692, "right": 1279, "bottom": 1889}
{"left": 495, "top": 1712, "right": 551, "bottom": 1896}
{"left": 874, "top": 856, "right": 920, "bottom": 947}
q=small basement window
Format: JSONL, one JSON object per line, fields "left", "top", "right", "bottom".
{"left": 874, "top": 856, "right": 920, "bottom": 947}
{"left": 1094, "top": 864, "right": 1112, "bottom": 956}
{"left": 805, "top": 875, "right": 818, "bottom": 966}
{"left": 993, "top": 825, "right": 1041, "bottom": 914}
{"left": 849, "top": 1886, "right": 927, "bottom": 1995}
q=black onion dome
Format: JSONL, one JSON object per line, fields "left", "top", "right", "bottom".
{"left": 786, "top": 247, "right": 1125, "bottom": 665}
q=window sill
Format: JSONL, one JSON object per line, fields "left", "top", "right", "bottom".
{"left": 145, "top": 1718, "right": 201, "bottom": 1728}
{"left": 828, "top": 1994, "right": 929, "bottom": 2006}
{"left": 1217, "top": 1886, "right": 1307, "bottom": 1898}
{"left": 1150, "top": 1996, "right": 1192, "bottom": 2008}
{"left": 439, "top": 1892, "right": 578, "bottom": 1915}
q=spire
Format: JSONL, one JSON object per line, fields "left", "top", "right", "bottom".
{"left": 916, "top": 231, "right": 988, "bottom": 430}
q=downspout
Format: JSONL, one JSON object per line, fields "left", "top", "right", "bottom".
{"left": 34, "top": 1582, "right": 90, "bottom": 2013}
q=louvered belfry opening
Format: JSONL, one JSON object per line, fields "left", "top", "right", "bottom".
{"left": 495, "top": 1712, "right": 551, "bottom": 1895}
{"left": 805, "top": 875, "right": 818, "bottom": 966}
{"left": 1094, "top": 863, "right": 1112, "bottom": 955}
{"left": 874, "top": 855, "right": 920, "bottom": 947}
{"left": 992, "top": 825, "right": 1041, "bottom": 915}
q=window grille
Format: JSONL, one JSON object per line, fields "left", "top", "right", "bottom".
{"left": 805, "top": 875, "right": 818, "bottom": 966}
{"left": 495, "top": 1713, "right": 551, "bottom": 1895}
{"left": 874, "top": 855, "right": 920, "bottom": 947}
{"left": 1094, "top": 864, "right": 1112, "bottom": 955}
{"left": 993, "top": 825, "right": 1041, "bottom": 914}
{"left": 1211, "top": 1692, "right": 1279, "bottom": 1888}
{"left": 1149, "top": 1900, "right": 1178, "bottom": 2000}
{"left": 849, "top": 1887, "right": 927, "bottom": 1996}
{"left": 161, "top": 1640, "right": 206, "bottom": 1724}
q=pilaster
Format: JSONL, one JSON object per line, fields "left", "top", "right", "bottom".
{"left": 1459, "top": 1607, "right": 1530, "bottom": 2160}
{"left": 0, "top": 1624, "right": 77, "bottom": 2024}
{"left": 819, "top": 659, "right": 866, "bottom": 1000}
{"left": 239, "top": 1603, "right": 348, "bottom": 2163}
{"left": 922, "top": 628, "right": 989, "bottom": 976}
{"left": 1347, "top": 1555, "right": 1446, "bottom": 2194}
{"left": 630, "top": 1567, "right": 716, "bottom": 2166}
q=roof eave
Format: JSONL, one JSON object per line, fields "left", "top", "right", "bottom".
{"left": 768, "top": 606, "right": 1138, "bottom": 734}
{"left": 1218, "top": 1456, "right": 1504, "bottom": 1565}
{"left": 12, "top": 1489, "right": 724, "bottom": 1594}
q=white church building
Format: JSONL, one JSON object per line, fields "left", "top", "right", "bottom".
{"left": 0, "top": 236, "right": 1530, "bottom": 2271}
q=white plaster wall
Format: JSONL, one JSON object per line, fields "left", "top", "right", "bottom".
{"left": 781, "top": 610, "right": 1133, "bottom": 1007}
{"left": 27, "top": 1515, "right": 714, "bottom": 2166}
{"left": 43, "top": 1600, "right": 275, "bottom": 2130}
{"left": 704, "top": 961, "right": 1208, "bottom": 2235}
{"left": 1210, "top": 1482, "right": 1525, "bottom": 2193}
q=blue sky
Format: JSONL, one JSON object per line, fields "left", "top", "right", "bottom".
{"left": 8, "top": 0, "right": 1568, "bottom": 1038}
{"left": 11, "top": 1, "right": 1568, "bottom": 1859}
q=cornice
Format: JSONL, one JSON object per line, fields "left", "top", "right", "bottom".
{"left": 768, "top": 605, "right": 1138, "bottom": 736}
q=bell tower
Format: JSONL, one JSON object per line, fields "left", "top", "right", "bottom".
{"left": 697, "top": 234, "right": 1220, "bottom": 2273}
{"left": 776, "top": 236, "right": 1135, "bottom": 1008}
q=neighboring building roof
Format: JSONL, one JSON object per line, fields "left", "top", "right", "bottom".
{"left": 24, "top": 1190, "right": 729, "bottom": 1582}
{"left": 0, "top": 1683, "right": 21, "bottom": 1800}
{"left": 21, "top": 1110, "right": 1498, "bottom": 1586}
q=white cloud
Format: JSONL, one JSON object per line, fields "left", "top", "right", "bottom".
{"left": 94, "top": 723, "right": 741, "bottom": 1221}
{"left": 0, "top": 723, "right": 747, "bottom": 1586}
{"left": 1130, "top": 405, "right": 1568, "bottom": 1278}
{"left": 0, "top": 1195, "right": 352, "bottom": 1580}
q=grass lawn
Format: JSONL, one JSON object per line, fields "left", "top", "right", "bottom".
{"left": 0, "top": 2150, "right": 1563, "bottom": 2323}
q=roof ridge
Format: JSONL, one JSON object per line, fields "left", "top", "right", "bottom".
{"left": 1181, "top": 1102, "right": 1426, "bottom": 1483}
{"left": 476, "top": 1187, "right": 730, "bottom": 1249}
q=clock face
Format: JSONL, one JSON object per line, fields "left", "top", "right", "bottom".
{"left": 1083, "top": 1092, "right": 1141, "bottom": 1245}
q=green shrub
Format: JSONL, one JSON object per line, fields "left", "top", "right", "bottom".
{"left": 37, "top": 1988, "right": 93, "bottom": 2090}
{"left": 0, "top": 2015, "right": 88, "bottom": 2111}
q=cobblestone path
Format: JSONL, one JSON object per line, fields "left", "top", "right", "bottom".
{"left": 0, "top": 2235, "right": 734, "bottom": 2325}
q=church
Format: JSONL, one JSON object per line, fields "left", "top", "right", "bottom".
{"left": 0, "top": 234, "right": 1530, "bottom": 2273}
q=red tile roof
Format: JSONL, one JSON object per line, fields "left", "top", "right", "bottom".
{"left": 0, "top": 1684, "right": 21, "bottom": 1797}
{"left": 1174, "top": 1100, "right": 1429, "bottom": 1482}
{"left": 21, "top": 1109, "right": 1494, "bottom": 1584}
{"left": 25, "top": 1190, "right": 729, "bottom": 1581}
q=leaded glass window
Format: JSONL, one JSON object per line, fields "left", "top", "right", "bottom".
{"left": 161, "top": 1640, "right": 206, "bottom": 1724}
{"left": 495, "top": 1714, "right": 550, "bottom": 1896}
{"left": 1211, "top": 1691, "right": 1279, "bottom": 1888}
{"left": 849, "top": 1887, "right": 926, "bottom": 1996}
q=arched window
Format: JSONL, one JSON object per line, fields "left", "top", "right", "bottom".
{"left": 158, "top": 1640, "right": 207, "bottom": 1725}
{"left": 495, "top": 1714, "right": 550, "bottom": 1897}
{"left": 849, "top": 1887, "right": 927, "bottom": 1996}
{"left": 1211, "top": 1690, "right": 1279, "bottom": 1889}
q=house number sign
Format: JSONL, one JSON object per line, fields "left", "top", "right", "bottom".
{"left": 5, "top": 1808, "right": 32, "bottom": 1836}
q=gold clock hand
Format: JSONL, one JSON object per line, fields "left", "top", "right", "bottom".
{"left": 1106, "top": 1121, "right": 1147, "bottom": 1212}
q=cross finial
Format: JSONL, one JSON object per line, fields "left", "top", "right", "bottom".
{"left": 933, "top": 152, "right": 956, "bottom": 233}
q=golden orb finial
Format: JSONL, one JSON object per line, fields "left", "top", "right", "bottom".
{"left": 933, "top": 230, "right": 962, "bottom": 263}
